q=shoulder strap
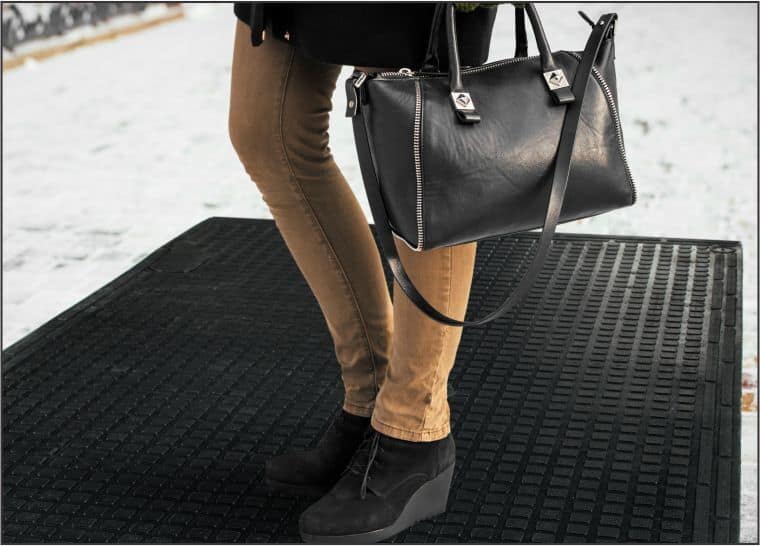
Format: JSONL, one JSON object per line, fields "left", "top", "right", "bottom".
{"left": 424, "top": 4, "right": 532, "bottom": 71}
{"left": 351, "top": 14, "right": 618, "bottom": 326}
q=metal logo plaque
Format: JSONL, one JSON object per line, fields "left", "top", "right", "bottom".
{"left": 543, "top": 69, "right": 570, "bottom": 90}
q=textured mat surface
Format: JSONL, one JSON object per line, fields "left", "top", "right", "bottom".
{"left": 2, "top": 217, "right": 742, "bottom": 543}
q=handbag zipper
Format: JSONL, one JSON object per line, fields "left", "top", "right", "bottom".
{"left": 376, "top": 67, "right": 415, "bottom": 77}
{"left": 566, "top": 51, "right": 637, "bottom": 204}
{"left": 355, "top": 67, "right": 425, "bottom": 250}
{"left": 412, "top": 80, "right": 424, "bottom": 250}
{"left": 374, "top": 56, "right": 538, "bottom": 79}
{"left": 371, "top": 53, "right": 636, "bottom": 207}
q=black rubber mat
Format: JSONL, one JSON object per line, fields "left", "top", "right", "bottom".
{"left": 2, "top": 217, "right": 742, "bottom": 543}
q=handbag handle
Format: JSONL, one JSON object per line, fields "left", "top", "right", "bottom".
{"left": 421, "top": 3, "right": 446, "bottom": 70}
{"left": 422, "top": 3, "right": 530, "bottom": 72}
{"left": 349, "top": 12, "right": 617, "bottom": 326}
{"left": 514, "top": 4, "right": 529, "bottom": 57}
{"left": 445, "top": 3, "right": 575, "bottom": 124}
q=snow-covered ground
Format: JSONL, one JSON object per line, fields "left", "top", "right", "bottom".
{"left": 2, "top": 3, "right": 179, "bottom": 61}
{"left": 3, "top": 3, "right": 757, "bottom": 540}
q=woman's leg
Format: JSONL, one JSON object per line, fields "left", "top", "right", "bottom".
{"left": 230, "top": 19, "right": 477, "bottom": 443}
{"left": 299, "top": 236, "right": 477, "bottom": 540}
{"left": 228, "top": 21, "right": 393, "bottom": 417}
{"left": 372, "top": 240, "right": 477, "bottom": 442}
{"left": 352, "top": 63, "right": 479, "bottom": 442}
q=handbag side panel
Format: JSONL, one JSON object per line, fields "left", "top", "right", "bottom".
{"left": 363, "top": 79, "right": 421, "bottom": 249}
{"left": 420, "top": 52, "right": 634, "bottom": 249}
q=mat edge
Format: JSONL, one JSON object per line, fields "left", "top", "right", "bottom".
{"left": 2, "top": 217, "right": 743, "bottom": 372}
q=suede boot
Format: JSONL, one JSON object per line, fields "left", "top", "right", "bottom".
{"left": 265, "top": 409, "right": 371, "bottom": 496}
{"left": 298, "top": 429, "right": 456, "bottom": 543}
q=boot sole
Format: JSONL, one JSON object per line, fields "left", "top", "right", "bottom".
{"left": 299, "top": 464, "right": 455, "bottom": 544}
{"left": 264, "top": 477, "right": 332, "bottom": 498}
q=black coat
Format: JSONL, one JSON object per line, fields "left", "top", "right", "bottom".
{"left": 233, "top": 3, "right": 497, "bottom": 69}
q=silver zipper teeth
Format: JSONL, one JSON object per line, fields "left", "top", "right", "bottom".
{"left": 412, "top": 80, "right": 424, "bottom": 251}
{"left": 566, "top": 51, "right": 637, "bottom": 204}
{"left": 375, "top": 54, "right": 541, "bottom": 79}
{"left": 382, "top": 54, "right": 637, "bottom": 200}
{"left": 379, "top": 59, "right": 540, "bottom": 252}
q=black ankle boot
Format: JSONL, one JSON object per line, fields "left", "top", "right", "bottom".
{"left": 265, "top": 409, "right": 371, "bottom": 496}
{"left": 298, "top": 429, "right": 456, "bottom": 544}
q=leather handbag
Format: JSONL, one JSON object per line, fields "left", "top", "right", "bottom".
{"left": 345, "top": 3, "right": 636, "bottom": 326}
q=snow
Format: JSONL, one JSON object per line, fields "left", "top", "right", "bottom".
{"left": 2, "top": 3, "right": 757, "bottom": 539}
{"left": 3, "top": 2, "right": 170, "bottom": 52}
{"left": 4, "top": 3, "right": 175, "bottom": 58}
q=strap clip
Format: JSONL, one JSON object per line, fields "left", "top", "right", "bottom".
{"left": 450, "top": 91, "right": 481, "bottom": 123}
{"left": 345, "top": 71, "right": 367, "bottom": 118}
{"left": 353, "top": 72, "right": 368, "bottom": 88}
{"left": 543, "top": 69, "right": 575, "bottom": 104}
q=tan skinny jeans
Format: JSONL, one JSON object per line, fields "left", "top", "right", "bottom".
{"left": 228, "top": 21, "right": 476, "bottom": 442}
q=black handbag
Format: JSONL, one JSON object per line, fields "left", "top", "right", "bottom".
{"left": 346, "top": 3, "right": 636, "bottom": 326}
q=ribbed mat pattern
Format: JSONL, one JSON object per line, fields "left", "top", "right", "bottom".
{"left": 2, "top": 218, "right": 742, "bottom": 543}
